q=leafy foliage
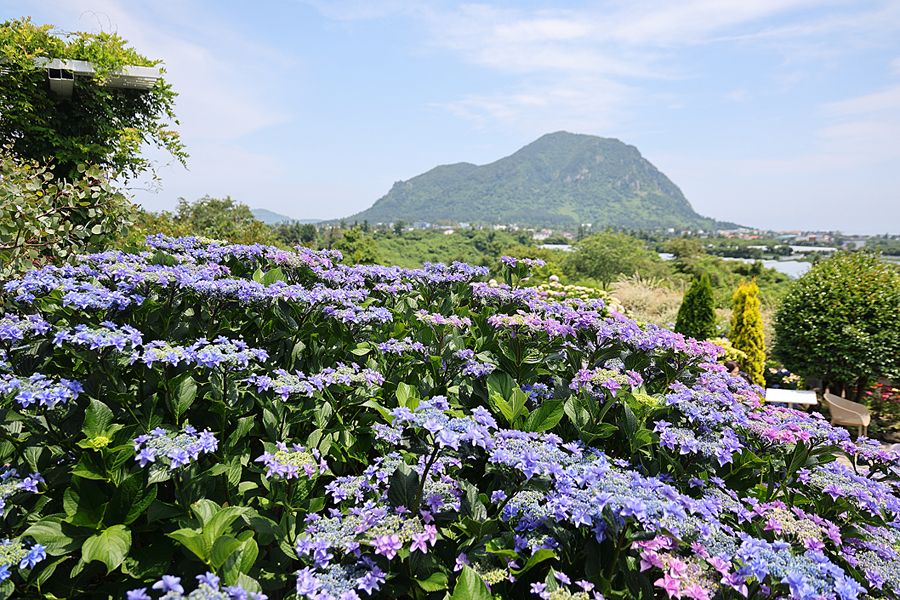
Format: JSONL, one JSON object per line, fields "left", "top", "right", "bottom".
{"left": 562, "top": 231, "right": 659, "bottom": 288}
{"left": 331, "top": 226, "right": 381, "bottom": 265}
{"left": 124, "top": 196, "right": 277, "bottom": 247}
{"left": 0, "top": 17, "right": 186, "bottom": 180}
{"left": 774, "top": 251, "right": 900, "bottom": 399}
{"left": 730, "top": 279, "right": 766, "bottom": 386}
{"left": 0, "top": 153, "right": 134, "bottom": 281}
{"left": 674, "top": 273, "right": 716, "bottom": 341}
{"left": 274, "top": 223, "right": 318, "bottom": 247}
{"left": 0, "top": 237, "right": 893, "bottom": 600}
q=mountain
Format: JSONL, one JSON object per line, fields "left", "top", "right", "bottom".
{"left": 250, "top": 208, "right": 319, "bottom": 225}
{"left": 345, "top": 132, "right": 735, "bottom": 230}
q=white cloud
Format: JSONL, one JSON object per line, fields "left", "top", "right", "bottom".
{"left": 821, "top": 84, "right": 900, "bottom": 116}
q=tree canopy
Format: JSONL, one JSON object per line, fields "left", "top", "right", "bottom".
{"left": 124, "top": 196, "right": 276, "bottom": 247}
{"left": 562, "top": 231, "right": 656, "bottom": 288}
{"left": 0, "top": 17, "right": 186, "bottom": 180}
{"left": 774, "top": 251, "right": 900, "bottom": 399}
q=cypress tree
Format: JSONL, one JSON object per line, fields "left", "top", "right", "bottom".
{"left": 730, "top": 278, "right": 765, "bottom": 386}
{"left": 674, "top": 273, "right": 717, "bottom": 340}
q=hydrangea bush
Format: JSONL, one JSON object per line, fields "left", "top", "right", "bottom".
{"left": 0, "top": 236, "right": 897, "bottom": 599}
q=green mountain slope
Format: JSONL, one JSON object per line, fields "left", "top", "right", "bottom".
{"left": 347, "top": 132, "right": 734, "bottom": 229}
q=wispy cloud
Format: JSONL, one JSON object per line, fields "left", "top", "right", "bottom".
{"left": 821, "top": 84, "right": 900, "bottom": 116}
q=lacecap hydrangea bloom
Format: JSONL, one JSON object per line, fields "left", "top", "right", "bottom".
{"left": 133, "top": 426, "right": 218, "bottom": 469}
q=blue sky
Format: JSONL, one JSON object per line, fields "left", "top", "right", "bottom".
{"left": 8, "top": 0, "right": 900, "bottom": 233}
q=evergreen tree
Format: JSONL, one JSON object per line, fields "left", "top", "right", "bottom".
{"left": 730, "top": 278, "right": 765, "bottom": 386}
{"left": 674, "top": 273, "right": 717, "bottom": 340}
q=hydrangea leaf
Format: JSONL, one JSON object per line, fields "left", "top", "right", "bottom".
{"left": 82, "top": 524, "right": 131, "bottom": 574}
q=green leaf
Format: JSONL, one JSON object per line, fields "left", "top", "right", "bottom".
{"left": 395, "top": 382, "right": 419, "bottom": 410}
{"left": 222, "top": 535, "right": 259, "bottom": 586}
{"left": 63, "top": 480, "right": 108, "bottom": 528}
{"left": 262, "top": 267, "right": 285, "bottom": 285}
{"left": 511, "top": 548, "right": 556, "bottom": 575}
{"left": 210, "top": 535, "right": 243, "bottom": 570}
{"left": 202, "top": 506, "right": 251, "bottom": 549}
{"left": 147, "top": 500, "right": 181, "bottom": 523}
{"left": 82, "top": 399, "right": 114, "bottom": 438}
{"left": 106, "top": 471, "right": 157, "bottom": 526}
{"left": 508, "top": 388, "right": 528, "bottom": 425}
{"left": 387, "top": 462, "right": 419, "bottom": 509}
{"left": 631, "top": 428, "right": 655, "bottom": 451}
{"left": 450, "top": 565, "right": 491, "bottom": 600}
{"left": 168, "top": 529, "right": 211, "bottom": 562}
{"left": 71, "top": 451, "right": 107, "bottom": 481}
{"left": 415, "top": 571, "right": 448, "bottom": 592}
{"left": 173, "top": 375, "right": 197, "bottom": 421}
{"left": 488, "top": 391, "right": 513, "bottom": 425}
{"left": 82, "top": 524, "right": 132, "bottom": 573}
{"left": 191, "top": 499, "right": 220, "bottom": 526}
{"left": 523, "top": 399, "right": 564, "bottom": 432}
{"left": 24, "top": 518, "right": 86, "bottom": 554}
{"left": 487, "top": 372, "right": 515, "bottom": 400}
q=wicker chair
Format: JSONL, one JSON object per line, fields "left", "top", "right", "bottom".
{"left": 823, "top": 392, "right": 871, "bottom": 438}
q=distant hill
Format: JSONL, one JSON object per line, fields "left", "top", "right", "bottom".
{"left": 345, "top": 132, "right": 736, "bottom": 230}
{"left": 250, "top": 209, "right": 319, "bottom": 225}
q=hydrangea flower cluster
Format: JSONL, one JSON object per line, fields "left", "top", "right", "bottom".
{"left": 188, "top": 337, "right": 269, "bottom": 370}
{"left": 413, "top": 310, "right": 471, "bottom": 329}
{"left": 498, "top": 256, "right": 547, "bottom": 268}
{"left": 569, "top": 367, "right": 638, "bottom": 400}
{"left": 796, "top": 461, "right": 900, "bottom": 517}
{"left": 487, "top": 312, "right": 576, "bottom": 340}
{"left": 126, "top": 572, "right": 265, "bottom": 600}
{"left": 246, "top": 364, "right": 384, "bottom": 400}
{"left": 133, "top": 427, "right": 218, "bottom": 469}
{"left": 452, "top": 349, "right": 497, "bottom": 379}
{"left": 530, "top": 571, "right": 604, "bottom": 600}
{"left": 654, "top": 420, "right": 744, "bottom": 466}
{"left": 746, "top": 404, "right": 850, "bottom": 448}
{"left": 387, "top": 396, "right": 498, "bottom": 452}
{"left": 0, "top": 538, "right": 46, "bottom": 581}
{"left": 522, "top": 382, "right": 554, "bottom": 404}
{"left": 53, "top": 321, "right": 143, "bottom": 351}
{"left": 295, "top": 561, "right": 386, "bottom": 600}
{"left": 843, "top": 524, "right": 900, "bottom": 591}
{"left": 128, "top": 337, "right": 268, "bottom": 370}
{"left": 0, "top": 313, "right": 51, "bottom": 344}
{"left": 0, "top": 468, "right": 44, "bottom": 516}
{"left": 0, "top": 373, "right": 83, "bottom": 409}
{"left": 375, "top": 337, "right": 426, "bottom": 356}
{"left": 256, "top": 442, "right": 327, "bottom": 479}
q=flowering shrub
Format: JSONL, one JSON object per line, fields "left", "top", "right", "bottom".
{"left": 0, "top": 238, "right": 898, "bottom": 599}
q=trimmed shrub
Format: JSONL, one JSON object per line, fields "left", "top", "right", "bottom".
{"left": 730, "top": 279, "right": 766, "bottom": 386}
{"left": 674, "top": 273, "right": 716, "bottom": 341}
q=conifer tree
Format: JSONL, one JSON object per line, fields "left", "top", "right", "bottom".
{"left": 730, "top": 278, "right": 765, "bottom": 385}
{"left": 674, "top": 273, "right": 717, "bottom": 340}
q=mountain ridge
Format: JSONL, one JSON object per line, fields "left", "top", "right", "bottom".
{"left": 345, "top": 132, "right": 737, "bottom": 230}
